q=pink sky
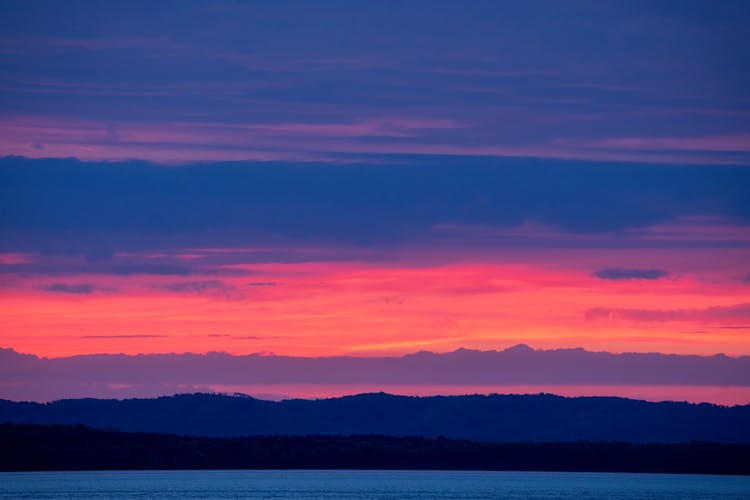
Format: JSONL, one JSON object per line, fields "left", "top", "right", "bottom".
{"left": 2, "top": 238, "right": 749, "bottom": 358}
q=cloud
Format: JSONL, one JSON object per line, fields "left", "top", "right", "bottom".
{"left": 2, "top": 345, "right": 749, "bottom": 402}
{"left": 586, "top": 303, "right": 750, "bottom": 323}
{"left": 160, "top": 280, "right": 242, "bottom": 300}
{"left": 2, "top": 156, "right": 750, "bottom": 255}
{"left": 564, "top": 134, "right": 750, "bottom": 154}
{"left": 592, "top": 268, "right": 669, "bottom": 280}
{"left": 162, "top": 280, "right": 228, "bottom": 293}
{"left": 78, "top": 334, "right": 169, "bottom": 339}
{"left": 0, "top": 249, "right": 261, "bottom": 277}
{"left": 96, "top": 263, "right": 194, "bottom": 276}
{"left": 40, "top": 283, "right": 110, "bottom": 294}
{"left": 236, "top": 335, "right": 289, "bottom": 340}
{"left": 1, "top": 2, "right": 749, "bottom": 166}
{"left": 1, "top": 261, "right": 194, "bottom": 276}
{"left": 247, "top": 281, "right": 277, "bottom": 287}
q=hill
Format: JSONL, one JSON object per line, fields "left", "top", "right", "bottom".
{"left": 2, "top": 392, "right": 749, "bottom": 443}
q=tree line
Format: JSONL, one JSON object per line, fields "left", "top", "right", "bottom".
{"left": 1, "top": 423, "right": 748, "bottom": 474}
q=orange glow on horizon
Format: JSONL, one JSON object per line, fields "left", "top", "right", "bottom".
{"left": 2, "top": 247, "right": 749, "bottom": 358}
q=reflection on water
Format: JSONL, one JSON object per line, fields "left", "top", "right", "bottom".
{"left": 1, "top": 470, "right": 749, "bottom": 500}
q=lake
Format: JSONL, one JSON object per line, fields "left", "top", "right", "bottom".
{"left": 1, "top": 470, "right": 749, "bottom": 499}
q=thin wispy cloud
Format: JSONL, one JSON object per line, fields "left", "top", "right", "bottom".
{"left": 0, "top": 2, "right": 748, "bottom": 164}
{"left": 592, "top": 269, "right": 670, "bottom": 281}
{"left": 159, "top": 280, "right": 242, "bottom": 300}
{"left": 78, "top": 334, "right": 169, "bottom": 339}
{"left": 40, "top": 283, "right": 111, "bottom": 294}
{"left": 586, "top": 303, "right": 750, "bottom": 323}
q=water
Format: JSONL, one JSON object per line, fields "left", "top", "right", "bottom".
{"left": 1, "top": 470, "right": 748, "bottom": 499}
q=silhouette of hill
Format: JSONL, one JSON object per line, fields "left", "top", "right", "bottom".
{"left": 2, "top": 344, "right": 749, "bottom": 401}
{"left": 2, "top": 392, "right": 749, "bottom": 443}
{"left": 2, "top": 423, "right": 749, "bottom": 474}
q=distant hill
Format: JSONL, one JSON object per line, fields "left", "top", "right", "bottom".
{"left": 3, "top": 423, "right": 749, "bottom": 474}
{"left": 2, "top": 392, "right": 749, "bottom": 443}
{"left": 2, "top": 344, "right": 749, "bottom": 401}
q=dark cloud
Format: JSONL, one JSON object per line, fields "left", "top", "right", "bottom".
{"left": 0, "top": 251, "right": 261, "bottom": 277}
{"left": 162, "top": 280, "right": 228, "bottom": 293}
{"left": 1, "top": 157, "right": 749, "bottom": 255}
{"left": 0, "top": 261, "right": 193, "bottom": 276}
{"left": 592, "top": 268, "right": 670, "bottom": 280}
{"left": 247, "top": 282, "right": 277, "bottom": 287}
{"left": 40, "top": 283, "right": 99, "bottom": 294}
{"left": 99, "top": 263, "right": 193, "bottom": 276}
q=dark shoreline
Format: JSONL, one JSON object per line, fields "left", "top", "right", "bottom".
{"left": 3, "top": 392, "right": 749, "bottom": 443}
{"left": 2, "top": 423, "right": 748, "bottom": 475}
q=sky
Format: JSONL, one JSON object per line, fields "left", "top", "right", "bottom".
{"left": 1, "top": 1, "right": 750, "bottom": 402}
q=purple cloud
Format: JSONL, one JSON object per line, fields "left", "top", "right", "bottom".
{"left": 0, "top": 2, "right": 748, "bottom": 164}
{"left": 1, "top": 345, "right": 749, "bottom": 402}
{"left": 593, "top": 268, "right": 669, "bottom": 280}
{"left": 586, "top": 303, "right": 750, "bottom": 322}
{"left": 39, "top": 283, "right": 108, "bottom": 294}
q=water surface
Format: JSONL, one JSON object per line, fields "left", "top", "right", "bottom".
{"left": 1, "top": 470, "right": 748, "bottom": 499}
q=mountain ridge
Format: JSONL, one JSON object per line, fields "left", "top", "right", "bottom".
{"left": 2, "top": 392, "right": 749, "bottom": 443}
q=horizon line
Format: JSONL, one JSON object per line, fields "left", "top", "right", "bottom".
{"left": 4, "top": 389, "right": 748, "bottom": 409}
{"left": 3, "top": 343, "right": 747, "bottom": 360}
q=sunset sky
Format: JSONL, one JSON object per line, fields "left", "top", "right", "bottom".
{"left": 1, "top": 2, "right": 750, "bottom": 402}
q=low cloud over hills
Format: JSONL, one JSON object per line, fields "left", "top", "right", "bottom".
{"left": 1, "top": 344, "right": 748, "bottom": 402}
